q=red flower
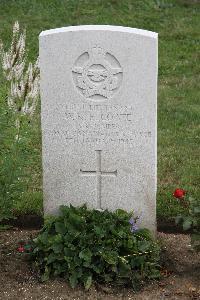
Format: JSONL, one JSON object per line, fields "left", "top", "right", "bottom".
{"left": 173, "top": 188, "right": 186, "bottom": 199}
{"left": 17, "top": 246, "right": 25, "bottom": 253}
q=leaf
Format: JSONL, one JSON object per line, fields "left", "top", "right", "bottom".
{"left": 68, "top": 212, "right": 83, "bottom": 227}
{"left": 188, "top": 197, "right": 194, "bottom": 204}
{"left": 92, "top": 264, "right": 103, "bottom": 274}
{"left": 84, "top": 275, "right": 92, "bottom": 290}
{"left": 138, "top": 240, "right": 151, "bottom": 252}
{"left": 60, "top": 205, "right": 70, "bottom": 216}
{"left": 69, "top": 273, "right": 78, "bottom": 288}
{"left": 55, "top": 222, "right": 66, "bottom": 234}
{"left": 51, "top": 243, "right": 63, "bottom": 254}
{"left": 83, "top": 261, "right": 91, "bottom": 267}
{"left": 102, "top": 251, "right": 118, "bottom": 265}
{"left": 94, "top": 225, "right": 105, "bottom": 237}
{"left": 79, "top": 249, "right": 92, "bottom": 262}
{"left": 127, "top": 238, "right": 134, "bottom": 248}
{"left": 37, "top": 231, "right": 49, "bottom": 244}
{"left": 147, "top": 268, "right": 160, "bottom": 279}
{"left": 64, "top": 247, "right": 72, "bottom": 256}
{"left": 41, "top": 266, "right": 50, "bottom": 282}
{"left": 53, "top": 262, "right": 64, "bottom": 275}
{"left": 183, "top": 218, "right": 192, "bottom": 231}
{"left": 104, "top": 274, "right": 113, "bottom": 282}
{"left": 117, "top": 258, "right": 131, "bottom": 277}
{"left": 175, "top": 215, "right": 183, "bottom": 225}
{"left": 118, "top": 230, "right": 125, "bottom": 238}
{"left": 193, "top": 207, "right": 200, "bottom": 214}
{"left": 47, "top": 252, "right": 57, "bottom": 264}
{"left": 115, "top": 209, "right": 129, "bottom": 219}
{"left": 76, "top": 267, "right": 83, "bottom": 278}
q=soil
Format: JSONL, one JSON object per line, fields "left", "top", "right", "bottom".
{"left": 0, "top": 229, "right": 199, "bottom": 300}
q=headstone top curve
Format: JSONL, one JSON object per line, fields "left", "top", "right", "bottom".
{"left": 39, "top": 25, "right": 158, "bottom": 39}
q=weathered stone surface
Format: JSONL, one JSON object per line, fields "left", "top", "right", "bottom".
{"left": 40, "top": 25, "right": 158, "bottom": 232}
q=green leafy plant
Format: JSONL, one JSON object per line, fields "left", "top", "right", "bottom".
{"left": 32, "top": 205, "right": 160, "bottom": 290}
{"left": 173, "top": 189, "right": 200, "bottom": 252}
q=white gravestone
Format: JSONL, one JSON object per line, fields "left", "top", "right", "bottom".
{"left": 40, "top": 25, "right": 158, "bottom": 232}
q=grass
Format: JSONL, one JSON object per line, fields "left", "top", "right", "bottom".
{"left": 0, "top": 0, "right": 199, "bottom": 221}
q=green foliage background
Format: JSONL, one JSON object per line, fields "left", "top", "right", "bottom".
{"left": 0, "top": 0, "right": 199, "bottom": 220}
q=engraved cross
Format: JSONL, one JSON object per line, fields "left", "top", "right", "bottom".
{"left": 80, "top": 150, "right": 117, "bottom": 209}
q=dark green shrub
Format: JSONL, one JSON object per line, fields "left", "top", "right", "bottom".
{"left": 32, "top": 205, "right": 160, "bottom": 290}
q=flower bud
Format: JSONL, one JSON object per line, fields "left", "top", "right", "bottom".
{"left": 173, "top": 188, "right": 186, "bottom": 199}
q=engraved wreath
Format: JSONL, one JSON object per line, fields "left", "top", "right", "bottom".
{"left": 72, "top": 46, "right": 123, "bottom": 101}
